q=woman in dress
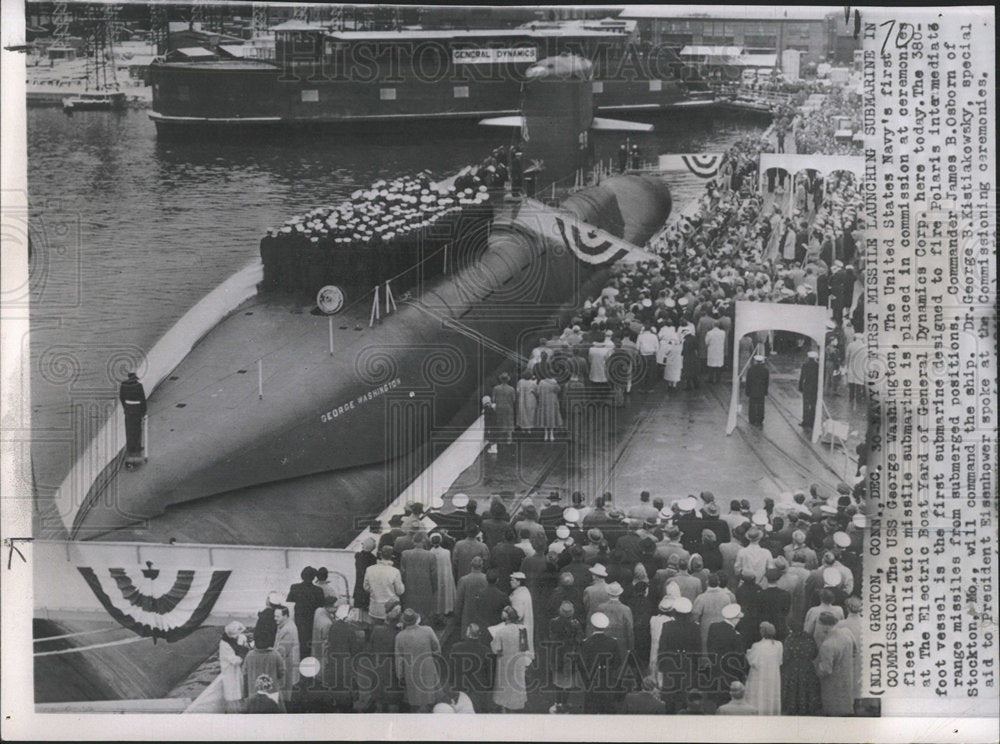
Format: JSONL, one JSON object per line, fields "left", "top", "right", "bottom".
{"left": 780, "top": 618, "right": 822, "bottom": 715}
{"left": 745, "top": 621, "right": 783, "bottom": 715}
{"left": 490, "top": 606, "right": 534, "bottom": 712}
{"left": 218, "top": 620, "right": 250, "bottom": 713}
{"left": 491, "top": 373, "right": 516, "bottom": 445}
{"left": 515, "top": 370, "right": 537, "bottom": 434}
{"left": 533, "top": 375, "right": 563, "bottom": 442}
{"left": 429, "top": 533, "right": 456, "bottom": 620}
{"left": 661, "top": 321, "right": 683, "bottom": 391}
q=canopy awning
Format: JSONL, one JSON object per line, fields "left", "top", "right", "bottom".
{"left": 758, "top": 153, "right": 865, "bottom": 180}
{"left": 680, "top": 45, "right": 744, "bottom": 60}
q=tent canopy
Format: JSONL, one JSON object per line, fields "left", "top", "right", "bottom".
{"left": 680, "top": 45, "right": 744, "bottom": 59}
{"left": 759, "top": 154, "right": 864, "bottom": 181}
{"left": 741, "top": 54, "right": 778, "bottom": 69}
{"left": 727, "top": 301, "right": 829, "bottom": 442}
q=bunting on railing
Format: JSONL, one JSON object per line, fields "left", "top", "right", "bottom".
{"left": 77, "top": 562, "right": 231, "bottom": 643}
{"left": 657, "top": 153, "right": 724, "bottom": 178}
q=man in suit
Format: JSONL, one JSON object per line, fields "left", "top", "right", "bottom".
{"left": 580, "top": 612, "right": 624, "bottom": 713}
{"left": 745, "top": 355, "right": 770, "bottom": 427}
{"left": 705, "top": 602, "right": 748, "bottom": 702}
{"left": 539, "top": 491, "right": 565, "bottom": 542}
{"left": 119, "top": 371, "right": 146, "bottom": 458}
{"left": 286, "top": 567, "right": 325, "bottom": 658}
{"left": 454, "top": 556, "right": 489, "bottom": 636}
{"left": 452, "top": 525, "right": 490, "bottom": 581}
{"left": 799, "top": 350, "right": 820, "bottom": 430}
{"left": 593, "top": 582, "right": 634, "bottom": 659}
{"left": 655, "top": 597, "right": 701, "bottom": 712}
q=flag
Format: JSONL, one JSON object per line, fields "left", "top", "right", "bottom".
{"left": 509, "top": 199, "right": 661, "bottom": 266}
{"left": 657, "top": 153, "right": 724, "bottom": 178}
{"left": 78, "top": 563, "right": 231, "bottom": 643}
{"left": 554, "top": 216, "right": 631, "bottom": 265}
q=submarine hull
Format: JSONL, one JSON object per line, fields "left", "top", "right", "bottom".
{"left": 71, "top": 176, "right": 671, "bottom": 537}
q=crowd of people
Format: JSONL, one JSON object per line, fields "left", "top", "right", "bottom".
{"left": 215, "top": 83, "right": 873, "bottom": 716}
{"left": 219, "top": 485, "right": 866, "bottom": 716}
{"left": 475, "top": 113, "right": 868, "bottom": 444}
{"left": 268, "top": 169, "right": 495, "bottom": 247}
{"left": 792, "top": 88, "right": 864, "bottom": 157}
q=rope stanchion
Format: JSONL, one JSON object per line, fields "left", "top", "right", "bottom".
{"left": 385, "top": 281, "right": 397, "bottom": 315}
{"left": 369, "top": 285, "right": 381, "bottom": 327}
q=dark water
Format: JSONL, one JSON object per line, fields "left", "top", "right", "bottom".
{"left": 27, "top": 105, "right": 765, "bottom": 531}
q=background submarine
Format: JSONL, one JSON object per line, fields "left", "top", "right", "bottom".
{"left": 68, "top": 55, "right": 672, "bottom": 539}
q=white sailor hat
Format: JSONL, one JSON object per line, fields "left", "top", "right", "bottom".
{"left": 556, "top": 525, "right": 571, "bottom": 539}
{"left": 678, "top": 497, "right": 698, "bottom": 512}
{"left": 664, "top": 298, "right": 676, "bottom": 308}
{"left": 752, "top": 510, "right": 769, "bottom": 527}
{"left": 451, "top": 493, "right": 469, "bottom": 509}
{"left": 431, "top": 495, "right": 445, "bottom": 510}
{"left": 563, "top": 507, "right": 581, "bottom": 524}
{"left": 591, "top": 612, "right": 610, "bottom": 629}
{"left": 822, "top": 567, "right": 843, "bottom": 586}
{"left": 510, "top": 571, "right": 527, "bottom": 581}
{"left": 672, "top": 597, "right": 693, "bottom": 614}
{"left": 820, "top": 504, "right": 838, "bottom": 516}
{"left": 807, "top": 350, "right": 819, "bottom": 359}
{"left": 721, "top": 603, "right": 743, "bottom": 620}
{"left": 833, "top": 531, "right": 851, "bottom": 548}
{"left": 852, "top": 513, "right": 867, "bottom": 528}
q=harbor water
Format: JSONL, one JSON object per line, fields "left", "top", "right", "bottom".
{"left": 27, "top": 105, "right": 767, "bottom": 540}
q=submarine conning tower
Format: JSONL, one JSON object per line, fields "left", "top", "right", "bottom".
{"left": 521, "top": 54, "right": 595, "bottom": 188}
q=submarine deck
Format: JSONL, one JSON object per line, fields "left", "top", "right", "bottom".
{"left": 97, "top": 344, "right": 867, "bottom": 548}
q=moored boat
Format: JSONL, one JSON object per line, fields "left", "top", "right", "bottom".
{"left": 62, "top": 90, "right": 128, "bottom": 112}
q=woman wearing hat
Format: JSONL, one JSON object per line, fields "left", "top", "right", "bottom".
{"left": 490, "top": 606, "right": 533, "bottom": 712}
{"left": 745, "top": 621, "right": 783, "bottom": 715}
{"left": 394, "top": 609, "right": 443, "bottom": 712}
{"left": 780, "top": 617, "right": 821, "bottom": 715}
{"left": 515, "top": 369, "right": 537, "bottom": 435}
{"left": 547, "top": 601, "right": 584, "bottom": 711}
{"left": 491, "top": 373, "right": 516, "bottom": 445}
{"left": 533, "top": 372, "right": 563, "bottom": 442}
{"left": 661, "top": 319, "right": 683, "bottom": 391}
{"left": 219, "top": 620, "right": 250, "bottom": 713}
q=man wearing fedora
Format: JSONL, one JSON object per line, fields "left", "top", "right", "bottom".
{"left": 593, "top": 582, "right": 634, "bottom": 659}
{"left": 394, "top": 609, "right": 443, "bottom": 712}
{"left": 119, "top": 371, "right": 147, "bottom": 460}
